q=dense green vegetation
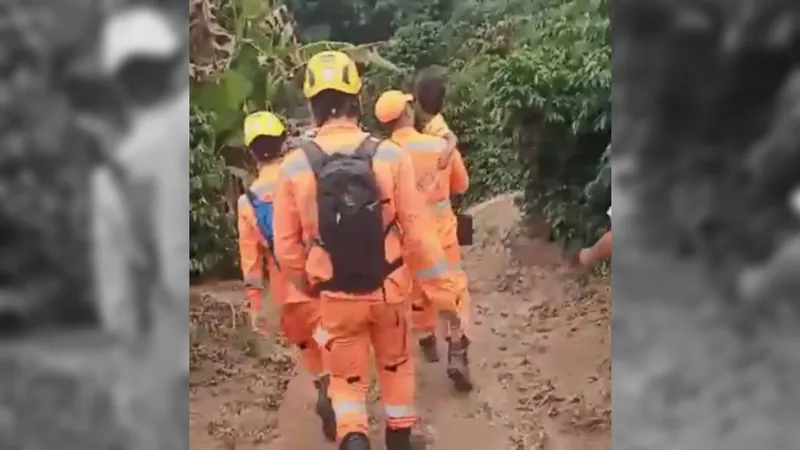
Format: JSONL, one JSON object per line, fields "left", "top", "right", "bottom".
{"left": 189, "top": 0, "right": 611, "bottom": 278}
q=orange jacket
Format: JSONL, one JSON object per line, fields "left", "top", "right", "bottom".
{"left": 272, "top": 122, "right": 460, "bottom": 305}
{"left": 237, "top": 163, "right": 313, "bottom": 313}
{"left": 389, "top": 126, "right": 468, "bottom": 245}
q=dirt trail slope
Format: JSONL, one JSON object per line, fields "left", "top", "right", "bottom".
{"left": 189, "top": 194, "right": 611, "bottom": 450}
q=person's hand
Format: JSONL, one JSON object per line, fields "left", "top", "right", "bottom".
{"left": 436, "top": 148, "right": 454, "bottom": 170}
{"left": 578, "top": 248, "right": 595, "bottom": 267}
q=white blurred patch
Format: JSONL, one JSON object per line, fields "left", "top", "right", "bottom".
{"left": 92, "top": 0, "right": 189, "bottom": 340}
{"left": 101, "top": 6, "right": 180, "bottom": 73}
{"left": 790, "top": 185, "right": 800, "bottom": 218}
{"left": 91, "top": 85, "right": 189, "bottom": 341}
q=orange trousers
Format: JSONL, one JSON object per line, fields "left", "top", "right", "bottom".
{"left": 410, "top": 240, "right": 470, "bottom": 337}
{"left": 280, "top": 301, "right": 330, "bottom": 377}
{"left": 321, "top": 298, "right": 416, "bottom": 441}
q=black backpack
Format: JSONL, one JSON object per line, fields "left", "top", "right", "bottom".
{"left": 298, "top": 136, "right": 403, "bottom": 294}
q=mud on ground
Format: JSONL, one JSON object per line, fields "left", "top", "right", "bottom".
{"left": 189, "top": 195, "right": 611, "bottom": 450}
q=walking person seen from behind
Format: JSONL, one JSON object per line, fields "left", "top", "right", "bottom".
{"left": 235, "top": 111, "right": 336, "bottom": 441}
{"left": 375, "top": 90, "right": 473, "bottom": 389}
{"left": 272, "top": 51, "right": 463, "bottom": 450}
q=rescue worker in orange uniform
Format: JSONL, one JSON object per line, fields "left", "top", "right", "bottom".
{"left": 413, "top": 70, "right": 459, "bottom": 169}
{"left": 413, "top": 75, "right": 475, "bottom": 345}
{"left": 374, "top": 90, "right": 473, "bottom": 380}
{"left": 272, "top": 51, "right": 464, "bottom": 450}
{"left": 236, "top": 111, "right": 336, "bottom": 442}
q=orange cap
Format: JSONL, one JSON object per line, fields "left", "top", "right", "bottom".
{"left": 374, "top": 90, "right": 414, "bottom": 123}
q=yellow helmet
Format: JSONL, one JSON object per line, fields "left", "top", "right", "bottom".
{"left": 243, "top": 111, "right": 285, "bottom": 146}
{"left": 303, "top": 51, "right": 362, "bottom": 99}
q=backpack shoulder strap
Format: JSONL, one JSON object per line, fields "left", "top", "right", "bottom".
{"left": 244, "top": 188, "right": 258, "bottom": 204}
{"left": 355, "top": 136, "right": 382, "bottom": 160}
{"left": 297, "top": 139, "right": 327, "bottom": 175}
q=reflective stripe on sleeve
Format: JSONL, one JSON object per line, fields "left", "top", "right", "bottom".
{"left": 250, "top": 182, "right": 276, "bottom": 197}
{"left": 384, "top": 404, "right": 416, "bottom": 418}
{"left": 333, "top": 401, "right": 368, "bottom": 417}
{"left": 415, "top": 259, "right": 448, "bottom": 280}
{"left": 244, "top": 276, "right": 264, "bottom": 289}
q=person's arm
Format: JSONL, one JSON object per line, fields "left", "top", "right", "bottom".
{"left": 272, "top": 167, "right": 311, "bottom": 294}
{"left": 434, "top": 115, "right": 458, "bottom": 169}
{"left": 392, "top": 148, "right": 460, "bottom": 313}
{"left": 434, "top": 132, "right": 456, "bottom": 167}
{"left": 237, "top": 198, "right": 266, "bottom": 324}
{"left": 443, "top": 132, "right": 458, "bottom": 151}
{"left": 579, "top": 229, "right": 612, "bottom": 266}
{"left": 448, "top": 148, "right": 469, "bottom": 196}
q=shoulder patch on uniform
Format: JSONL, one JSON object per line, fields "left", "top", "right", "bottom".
{"left": 375, "top": 140, "right": 402, "bottom": 159}
{"left": 377, "top": 139, "right": 400, "bottom": 151}
{"left": 279, "top": 149, "right": 311, "bottom": 178}
{"left": 421, "top": 134, "right": 448, "bottom": 151}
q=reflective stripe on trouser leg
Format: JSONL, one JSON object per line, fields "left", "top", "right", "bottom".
{"left": 385, "top": 404, "right": 417, "bottom": 429}
{"left": 332, "top": 400, "right": 369, "bottom": 437}
{"left": 327, "top": 339, "right": 371, "bottom": 439}
{"left": 373, "top": 304, "right": 417, "bottom": 430}
{"left": 321, "top": 297, "right": 373, "bottom": 440}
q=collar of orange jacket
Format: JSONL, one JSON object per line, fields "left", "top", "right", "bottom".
{"left": 316, "top": 120, "right": 360, "bottom": 136}
{"left": 256, "top": 160, "right": 281, "bottom": 179}
{"left": 390, "top": 125, "right": 419, "bottom": 141}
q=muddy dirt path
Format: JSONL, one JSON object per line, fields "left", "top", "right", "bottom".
{"left": 189, "top": 195, "right": 611, "bottom": 450}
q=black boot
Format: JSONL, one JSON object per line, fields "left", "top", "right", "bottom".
{"left": 314, "top": 375, "right": 337, "bottom": 441}
{"left": 418, "top": 334, "right": 440, "bottom": 362}
{"left": 386, "top": 427, "right": 426, "bottom": 450}
{"left": 340, "top": 432, "right": 370, "bottom": 450}
{"left": 446, "top": 335, "right": 473, "bottom": 392}
{"left": 386, "top": 427, "right": 411, "bottom": 450}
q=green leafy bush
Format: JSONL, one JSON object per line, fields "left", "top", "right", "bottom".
{"left": 189, "top": 106, "right": 237, "bottom": 278}
{"left": 189, "top": 0, "right": 611, "bottom": 278}
{"left": 449, "top": 0, "right": 611, "bottom": 249}
{"left": 381, "top": 0, "right": 612, "bottom": 248}
{"left": 189, "top": 0, "right": 401, "bottom": 278}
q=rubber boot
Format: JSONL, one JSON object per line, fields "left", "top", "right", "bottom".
{"left": 446, "top": 335, "right": 473, "bottom": 392}
{"left": 386, "top": 427, "right": 427, "bottom": 450}
{"left": 418, "top": 334, "right": 440, "bottom": 362}
{"left": 340, "top": 432, "right": 371, "bottom": 450}
{"left": 314, "top": 375, "right": 337, "bottom": 441}
{"left": 386, "top": 427, "right": 410, "bottom": 450}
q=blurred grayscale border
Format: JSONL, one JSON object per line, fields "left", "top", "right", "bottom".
{"left": 614, "top": 0, "right": 800, "bottom": 449}
{"left": 0, "top": 0, "right": 188, "bottom": 448}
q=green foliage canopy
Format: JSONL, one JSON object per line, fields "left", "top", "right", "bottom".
{"left": 189, "top": 0, "right": 611, "bottom": 277}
